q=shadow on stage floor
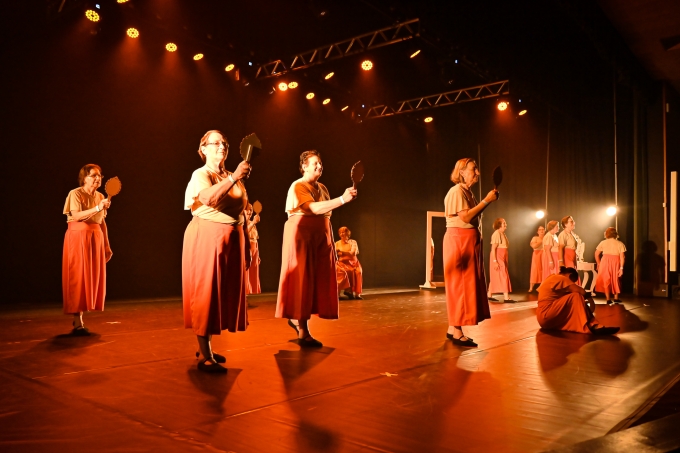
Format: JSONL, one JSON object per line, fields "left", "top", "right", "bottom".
{"left": 0, "top": 290, "right": 678, "bottom": 452}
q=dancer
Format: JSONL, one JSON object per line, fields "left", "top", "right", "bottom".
{"left": 529, "top": 225, "right": 545, "bottom": 292}
{"left": 487, "top": 218, "right": 515, "bottom": 302}
{"left": 542, "top": 220, "right": 560, "bottom": 280}
{"left": 276, "top": 150, "right": 357, "bottom": 347}
{"left": 244, "top": 203, "right": 261, "bottom": 295}
{"left": 62, "top": 164, "right": 112, "bottom": 335}
{"left": 558, "top": 215, "right": 581, "bottom": 275}
{"left": 182, "top": 130, "right": 252, "bottom": 373}
{"left": 336, "top": 226, "right": 363, "bottom": 300}
{"left": 443, "top": 157, "right": 499, "bottom": 347}
{"left": 594, "top": 227, "right": 626, "bottom": 304}
{"left": 537, "top": 267, "right": 619, "bottom": 335}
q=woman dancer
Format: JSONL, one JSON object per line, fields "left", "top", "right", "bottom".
{"left": 529, "top": 225, "right": 545, "bottom": 292}
{"left": 336, "top": 226, "right": 363, "bottom": 300}
{"left": 182, "top": 130, "right": 252, "bottom": 373}
{"left": 558, "top": 215, "right": 581, "bottom": 274}
{"left": 443, "top": 158, "right": 499, "bottom": 347}
{"left": 62, "top": 164, "right": 112, "bottom": 334}
{"left": 594, "top": 227, "right": 626, "bottom": 304}
{"left": 276, "top": 151, "right": 357, "bottom": 347}
{"left": 487, "top": 218, "right": 514, "bottom": 303}
{"left": 244, "top": 203, "right": 261, "bottom": 295}
{"left": 542, "top": 220, "right": 560, "bottom": 280}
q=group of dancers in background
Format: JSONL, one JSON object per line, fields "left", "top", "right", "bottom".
{"left": 60, "top": 134, "right": 622, "bottom": 373}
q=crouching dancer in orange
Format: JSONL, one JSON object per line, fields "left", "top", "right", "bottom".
{"left": 537, "top": 267, "right": 619, "bottom": 335}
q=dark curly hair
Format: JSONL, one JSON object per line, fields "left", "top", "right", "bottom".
{"left": 299, "top": 150, "right": 321, "bottom": 174}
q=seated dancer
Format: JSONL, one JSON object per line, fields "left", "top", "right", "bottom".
{"left": 336, "top": 226, "right": 363, "bottom": 300}
{"left": 276, "top": 150, "right": 357, "bottom": 347}
{"left": 488, "top": 218, "right": 515, "bottom": 302}
{"left": 528, "top": 225, "right": 545, "bottom": 292}
{"left": 594, "top": 227, "right": 626, "bottom": 304}
{"left": 537, "top": 267, "right": 619, "bottom": 335}
{"left": 558, "top": 215, "right": 581, "bottom": 283}
{"left": 244, "top": 203, "right": 261, "bottom": 295}
{"left": 542, "top": 220, "right": 560, "bottom": 280}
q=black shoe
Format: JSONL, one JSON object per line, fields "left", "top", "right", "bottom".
{"left": 613, "top": 299, "right": 623, "bottom": 303}
{"left": 195, "top": 351, "right": 226, "bottom": 363}
{"left": 71, "top": 326, "right": 90, "bottom": 336}
{"left": 299, "top": 336, "right": 323, "bottom": 348}
{"left": 446, "top": 333, "right": 473, "bottom": 342}
{"left": 446, "top": 333, "right": 477, "bottom": 347}
{"left": 197, "top": 360, "right": 227, "bottom": 373}
{"left": 287, "top": 319, "right": 300, "bottom": 335}
{"left": 503, "top": 299, "right": 516, "bottom": 303}
{"left": 588, "top": 325, "right": 620, "bottom": 335}
{"left": 488, "top": 297, "right": 499, "bottom": 302}
{"left": 606, "top": 300, "right": 613, "bottom": 304}
{"left": 355, "top": 295, "right": 363, "bottom": 300}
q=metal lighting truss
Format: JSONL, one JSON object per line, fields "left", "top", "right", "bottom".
{"left": 365, "top": 80, "right": 510, "bottom": 119}
{"left": 255, "top": 19, "right": 420, "bottom": 79}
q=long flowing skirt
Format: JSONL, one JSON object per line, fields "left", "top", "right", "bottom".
{"left": 542, "top": 251, "right": 559, "bottom": 280}
{"left": 182, "top": 217, "right": 248, "bottom": 336}
{"left": 246, "top": 240, "right": 261, "bottom": 294}
{"left": 530, "top": 249, "right": 543, "bottom": 284}
{"left": 537, "top": 293, "right": 594, "bottom": 334}
{"left": 488, "top": 247, "right": 512, "bottom": 294}
{"left": 594, "top": 254, "right": 622, "bottom": 295}
{"left": 337, "top": 256, "right": 362, "bottom": 295}
{"left": 276, "top": 215, "right": 339, "bottom": 320}
{"left": 443, "top": 227, "right": 490, "bottom": 326}
{"left": 62, "top": 222, "right": 106, "bottom": 314}
{"left": 564, "top": 247, "right": 581, "bottom": 284}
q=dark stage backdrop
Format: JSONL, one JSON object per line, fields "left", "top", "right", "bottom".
{"left": 0, "top": 7, "right": 651, "bottom": 304}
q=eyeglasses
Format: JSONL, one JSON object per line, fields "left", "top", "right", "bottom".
{"left": 206, "top": 141, "right": 228, "bottom": 149}
{"left": 86, "top": 173, "right": 103, "bottom": 179}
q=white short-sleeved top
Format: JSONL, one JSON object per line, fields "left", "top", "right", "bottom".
{"left": 543, "top": 233, "right": 558, "bottom": 252}
{"left": 558, "top": 230, "right": 580, "bottom": 249}
{"left": 596, "top": 238, "right": 626, "bottom": 255}
{"left": 63, "top": 188, "right": 107, "bottom": 224}
{"left": 444, "top": 184, "right": 478, "bottom": 229}
{"left": 184, "top": 165, "right": 247, "bottom": 225}
{"left": 285, "top": 178, "right": 331, "bottom": 218}
{"left": 490, "top": 230, "right": 508, "bottom": 248}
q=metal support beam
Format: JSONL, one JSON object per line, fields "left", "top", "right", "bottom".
{"left": 365, "top": 80, "right": 510, "bottom": 119}
{"left": 255, "top": 19, "right": 420, "bottom": 79}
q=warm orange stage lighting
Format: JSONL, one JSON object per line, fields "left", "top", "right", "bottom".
{"left": 126, "top": 28, "right": 139, "bottom": 38}
{"left": 85, "top": 10, "right": 100, "bottom": 22}
{"left": 497, "top": 101, "right": 508, "bottom": 111}
{"left": 424, "top": 117, "right": 433, "bottom": 123}
{"left": 117, "top": 0, "right": 129, "bottom": 3}
{"left": 410, "top": 50, "right": 421, "bottom": 58}
{"left": 341, "top": 106, "right": 349, "bottom": 111}
{"left": 306, "top": 93, "right": 315, "bottom": 99}
{"left": 325, "top": 72, "right": 334, "bottom": 79}
{"left": 361, "top": 60, "right": 373, "bottom": 71}
{"left": 518, "top": 110, "right": 527, "bottom": 116}
{"left": 323, "top": 98, "right": 331, "bottom": 105}
{"left": 225, "top": 64, "right": 235, "bottom": 72}
{"left": 288, "top": 82, "right": 298, "bottom": 89}
{"left": 193, "top": 54, "right": 204, "bottom": 61}
{"left": 278, "top": 82, "right": 288, "bottom": 91}
{"left": 166, "top": 43, "right": 177, "bottom": 52}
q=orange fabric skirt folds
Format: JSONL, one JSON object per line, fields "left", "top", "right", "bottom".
{"left": 564, "top": 248, "right": 581, "bottom": 284}
{"left": 276, "top": 215, "right": 339, "bottom": 320}
{"left": 537, "top": 293, "right": 592, "bottom": 334}
{"left": 246, "top": 240, "right": 261, "bottom": 294}
{"left": 542, "top": 251, "right": 559, "bottom": 280}
{"left": 62, "top": 222, "right": 106, "bottom": 314}
{"left": 443, "top": 227, "right": 490, "bottom": 326}
{"left": 182, "top": 217, "right": 248, "bottom": 336}
{"left": 530, "top": 249, "right": 543, "bottom": 284}
{"left": 337, "top": 256, "right": 362, "bottom": 294}
{"left": 488, "top": 247, "right": 512, "bottom": 294}
{"left": 594, "top": 255, "right": 622, "bottom": 295}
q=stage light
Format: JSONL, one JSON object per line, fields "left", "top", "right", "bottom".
{"left": 424, "top": 117, "right": 433, "bottom": 123}
{"left": 117, "top": 0, "right": 129, "bottom": 3}
{"left": 225, "top": 64, "right": 235, "bottom": 72}
{"left": 410, "top": 50, "right": 421, "bottom": 58}
{"left": 278, "top": 82, "right": 288, "bottom": 91}
{"left": 519, "top": 110, "right": 527, "bottom": 116}
{"left": 306, "top": 93, "right": 315, "bottom": 99}
{"left": 606, "top": 206, "right": 617, "bottom": 216}
{"left": 166, "top": 43, "right": 177, "bottom": 52}
{"left": 497, "top": 101, "right": 508, "bottom": 111}
{"left": 324, "top": 72, "right": 334, "bottom": 80}
{"left": 126, "top": 28, "right": 138, "bottom": 38}
{"left": 361, "top": 60, "right": 373, "bottom": 71}
{"left": 323, "top": 98, "right": 331, "bottom": 105}
{"left": 85, "top": 10, "right": 100, "bottom": 22}
{"left": 193, "top": 54, "right": 203, "bottom": 61}
{"left": 95, "top": 4, "right": 101, "bottom": 9}
{"left": 341, "top": 106, "right": 348, "bottom": 111}
{"left": 287, "top": 81, "right": 298, "bottom": 89}
{"left": 536, "top": 210, "right": 545, "bottom": 219}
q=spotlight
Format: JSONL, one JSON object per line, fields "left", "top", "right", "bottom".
{"left": 361, "top": 60, "right": 373, "bottom": 71}
{"left": 117, "top": 0, "right": 129, "bottom": 3}
{"left": 536, "top": 210, "right": 545, "bottom": 219}
{"left": 85, "top": 10, "right": 100, "bottom": 22}
{"left": 287, "top": 81, "right": 298, "bottom": 89}
{"left": 323, "top": 98, "right": 331, "bottom": 105}
{"left": 95, "top": 4, "right": 101, "bottom": 9}
{"left": 424, "top": 117, "right": 433, "bottom": 123}
{"left": 126, "top": 28, "right": 138, "bottom": 38}
{"left": 306, "top": 93, "right": 315, "bottom": 99}
{"left": 341, "top": 106, "right": 348, "bottom": 111}
{"left": 225, "top": 64, "right": 235, "bottom": 72}
{"left": 324, "top": 72, "right": 334, "bottom": 80}
{"left": 518, "top": 110, "right": 527, "bottom": 116}
{"left": 193, "top": 54, "right": 204, "bottom": 61}
{"left": 606, "top": 206, "right": 617, "bottom": 216}
{"left": 410, "top": 50, "right": 421, "bottom": 58}
{"left": 166, "top": 43, "right": 177, "bottom": 52}
{"left": 497, "top": 101, "right": 508, "bottom": 111}
{"left": 278, "top": 82, "right": 288, "bottom": 91}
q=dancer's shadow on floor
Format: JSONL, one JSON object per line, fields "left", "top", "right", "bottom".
{"left": 594, "top": 303, "right": 648, "bottom": 333}
{"left": 187, "top": 367, "right": 242, "bottom": 416}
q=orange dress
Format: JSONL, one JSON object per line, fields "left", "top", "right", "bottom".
{"left": 336, "top": 239, "right": 362, "bottom": 295}
{"left": 542, "top": 233, "right": 559, "bottom": 281}
{"left": 529, "top": 236, "right": 543, "bottom": 285}
{"left": 594, "top": 238, "right": 626, "bottom": 295}
{"left": 536, "top": 274, "right": 595, "bottom": 333}
{"left": 488, "top": 230, "right": 512, "bottom": 294}
{"left": 246, "top": 223, "right": 261, "bottom": 295}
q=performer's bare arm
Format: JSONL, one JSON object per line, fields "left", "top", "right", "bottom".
{"left": 558, "top": 243, "right": 565, "bottom": 266}
{"left": 70, "top": 198, "right": 110, "bottom": 222}
{"left": 456, "top": 189, "right": 498, "bottom": 224}
{"left": 491, "top": 243, "right": 499, "bottom": 270}
{"left": 198, "top": 161, "right": 251, "bottom": 207}
{"left": 619, "top": 252, "right": 625, "bottom": 277}
{"left": 594, "top": 249, "right": 602, "bottom": 270}
{"left": 530, "top": 236, "right": 542, "bottom": 249}
{"left": 101, "top": 219, "right": 112, "bottom": 262}
{"left": 301, "top": 187, "right": 357, "bottom": 215}
{"left": 544, "top": 244, "right": 554, "bottom": 269}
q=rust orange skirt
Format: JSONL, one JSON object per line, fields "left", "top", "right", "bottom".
{"left": 443, "top": 227, "right": 490, "bottom": 326}
{"left": 62, "top": 222, "right": 106, "bottom": 314}
{"left": 594, "top": 254, "right": 622, "bottom": 295}
{"left": 276, "top": 215, "right": 339, "bottom": 320}
{"left": 537, "top": 293, "right": 594, "bottom": 334}
{"left": 542, "top": 251, "right": 559, "bottom": 281}
{"left": 488, "top": 247, "right": 512, "bottom": 294}
{"left": 337, "top": 256, "right": 362, "bottom": 294}
{"left": 530, "top": 249, "right": 543, "bottom": 284}
{"left": 182, "top": 217, "right": 248, "bottom": 336}
{"left": 246, "top": 240, "right": 261, "bottom": 295}
{"left": 564, "top": 247, "right": 581, "bottom": 284}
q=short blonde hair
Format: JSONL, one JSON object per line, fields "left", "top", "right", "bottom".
{"left": 605, "top": 227, "right": 618, "bottom": 239}
{"left": 546, "top": 220, "right": 559, "bottom": 232}
{"left": 450, "top": 158, "right": 475, "bottom": 184}
{"left": 338, "top": 226, "right": 351, "bottom": 237}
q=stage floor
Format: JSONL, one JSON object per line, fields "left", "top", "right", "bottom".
{"left": 1, "top": 290, "right": 679, "bottom": 452}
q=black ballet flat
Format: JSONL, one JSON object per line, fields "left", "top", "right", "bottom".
{"left": 606, "top": 300, "right": 613, "bottom": 305}
{"left": 448, "top": 335, "right": 478, "bottom": 347}
{"left": 613, "top": 299, "right": 623, "bottom": 303}
{"left": 287, "top": 319, "right": 300, "bottom": 335}
{"left": 503, "top": 299, "right": 517, "bottom": 303}
{"left": 588, "top": 325, "right": 620, "bottom": 335}
{"left": 299, "top": 336, "right": 323, "bottom": 348}
{"left": 71, "top": 326, "right": 90, "bottom": 336}
{"left": 355, "top": 295, "right": 363, "bottom": 300}
{"left": 197, "top": 360, "right": 227, "bottom": 373}
{"left": 446, "top": 332, "right": 473, "bottom": 342}
{"left": 195, "top": 351, "right": 226, "bottom": 364}
{"left": 488, "top": 297, "right": 499, "bottom": 302}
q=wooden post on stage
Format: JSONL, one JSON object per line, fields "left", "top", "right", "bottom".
{"left": 420, "top": 211, "right": 445, "bottom": 290}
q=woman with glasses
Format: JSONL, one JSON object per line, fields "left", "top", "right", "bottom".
{"left": 335, "top": 226, "right": 363, "bottom": 300}
{"left": 62, "top": 164, "right": 112, "bottom": 334}
{"left": 558, "top": 215, "right": 581, "bottom": 283}
{"left": 276, "top": 150, "right": 357, "bottom": 347}
{"left": 182, "top": 130, "right": 252, "bottom": 373}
